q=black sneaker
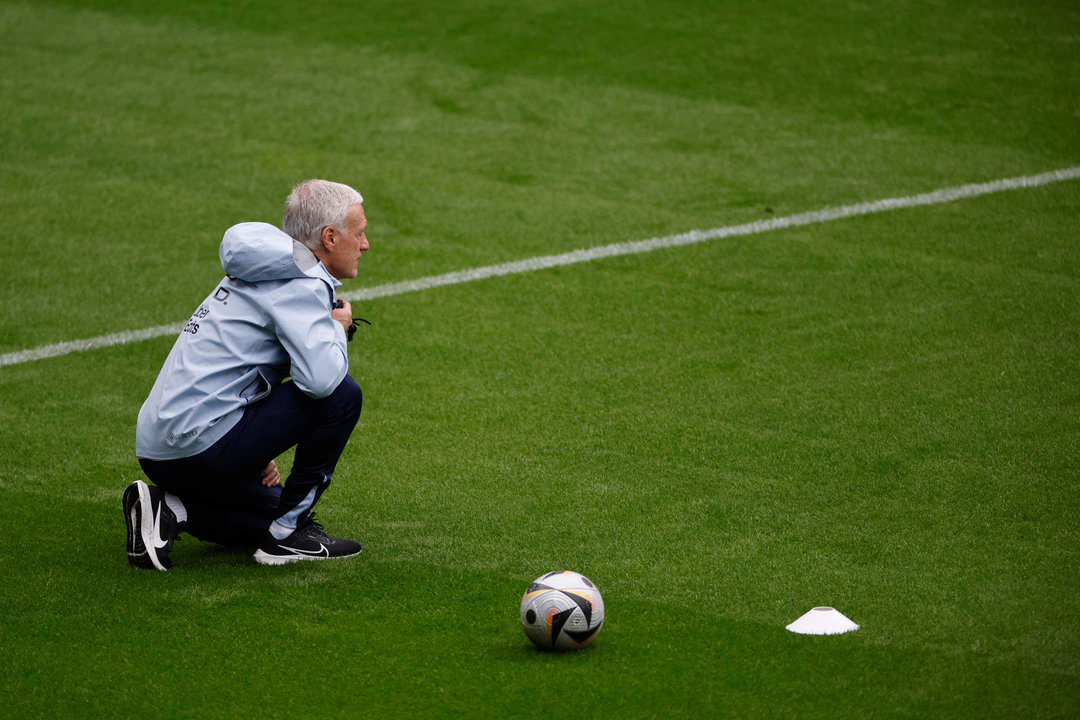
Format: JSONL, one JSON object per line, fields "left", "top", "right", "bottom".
{"left": 123, "top": 480, "right": 179, "bottom": 571}
{"left": 253, "top": 514, "right": 362, "bottom": 565}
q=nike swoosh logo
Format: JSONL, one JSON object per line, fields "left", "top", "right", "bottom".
{"left": 281, "top": 543, "right": 329, "bottom": 557}
{"left": 152, "top": 504, "right": 169, "bottom": 549}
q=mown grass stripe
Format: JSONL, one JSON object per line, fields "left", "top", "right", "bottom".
{"left": 3, "top": 165, "right": 1078, "bottom": 369}
{"left": 341, "top": 166, "right": 1080, "bottom": 301}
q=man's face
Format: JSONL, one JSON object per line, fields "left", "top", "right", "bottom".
{"left": 324, "top": 204, "right": 369, "bottom": 280}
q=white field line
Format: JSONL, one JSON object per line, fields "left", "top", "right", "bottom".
{"left": 3, "top": 166, "right": 1079, "bottom": 369}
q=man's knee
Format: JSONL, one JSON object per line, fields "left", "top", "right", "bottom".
{"left": 329, "top": 374, "right": 363, "bottom": 419}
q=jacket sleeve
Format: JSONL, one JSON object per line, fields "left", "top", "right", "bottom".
{"left": 269, "top": 279, "right": 349, "bottom": 398}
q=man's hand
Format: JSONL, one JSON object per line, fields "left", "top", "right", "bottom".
{"left": 331, "top": 300, "right": 353, "bottom": 335}
{"left": 260, "top": 460, "right": 281, "bottom": 488}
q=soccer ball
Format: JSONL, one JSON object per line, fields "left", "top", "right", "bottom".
{"left": 520, "top": 570, "right": 604, "bottom": 651}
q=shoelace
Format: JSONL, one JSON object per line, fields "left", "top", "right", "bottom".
{"left": 300, "top": 512, "right": 332, "bottom": 542}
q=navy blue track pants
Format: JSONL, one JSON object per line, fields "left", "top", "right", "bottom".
{"left": 138, "top": 374, "right": 362, "bottom": 546}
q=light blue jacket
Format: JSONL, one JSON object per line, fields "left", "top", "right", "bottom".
{"left": 136, "top": 222, "right": 348, "bottom": 460}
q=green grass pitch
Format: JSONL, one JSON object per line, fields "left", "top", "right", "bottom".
{"left": 1, "top": 0, "right": 1078, "bottom": 716}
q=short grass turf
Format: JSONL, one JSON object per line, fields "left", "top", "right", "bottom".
{"left": 1, "top": 0, "right": 1079, "bottom": 717}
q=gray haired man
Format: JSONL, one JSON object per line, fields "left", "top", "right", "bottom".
{"left": 127, "top": 179, "right": 370, "bottom": 569}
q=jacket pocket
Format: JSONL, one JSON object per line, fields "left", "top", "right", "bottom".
{"left": 240, "top": 370, "right": 272, "bottom": 405}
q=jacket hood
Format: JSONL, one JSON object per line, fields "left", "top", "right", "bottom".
{"left": 219, "top": 222, "right": 340, "bottom": 288}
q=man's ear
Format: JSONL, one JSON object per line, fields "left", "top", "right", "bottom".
{"left": 320, "top": 225, "right": 337, "bottom": 251}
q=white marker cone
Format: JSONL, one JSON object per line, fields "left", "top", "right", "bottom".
{"left": 786, "top": 607, "right": 859, "bottom": 635}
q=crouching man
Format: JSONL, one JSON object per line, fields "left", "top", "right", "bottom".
{"left": 126, "top": 179, "right": 370, "bottom": 570}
